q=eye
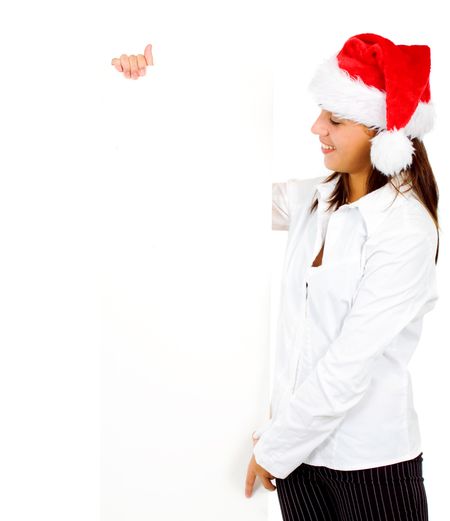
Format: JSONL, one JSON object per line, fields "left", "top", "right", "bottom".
{"left": 330, "top": 118, "right": 341, "bottom": 125}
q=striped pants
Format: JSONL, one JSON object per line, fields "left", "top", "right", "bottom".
{"left": 275, "top": 452, "right": 428, "bottom": 521}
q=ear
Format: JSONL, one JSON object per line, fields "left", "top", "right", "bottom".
{"left": 364, "top": 126, "right": 378, "bottom": 138}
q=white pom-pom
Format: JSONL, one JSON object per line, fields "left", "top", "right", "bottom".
{"left": 370, "top": 129, "right": 415, "bottom": 177}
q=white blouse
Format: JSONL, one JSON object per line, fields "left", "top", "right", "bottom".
{"left": 252, "top": 173, "right": 439, "bottom": 479}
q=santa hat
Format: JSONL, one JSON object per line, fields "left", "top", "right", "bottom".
{"left": 307, "top": 33, "right": 436, "bottom": 177}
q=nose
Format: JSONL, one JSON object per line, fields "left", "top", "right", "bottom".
{"left": 310, "top": 110, "right": 329, "bottom": 137}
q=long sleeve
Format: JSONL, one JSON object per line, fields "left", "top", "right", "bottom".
{"left": 272, "top": 182, "right": 290, "bottom": 230}
{"left": 253, "top": 220, "right": 438, "bottom": 478}
{"left": 272, "top": 176, "right": 327, "bottom": 231}
{"left": 254, "top": 175, "right": 327, "bottom": 438}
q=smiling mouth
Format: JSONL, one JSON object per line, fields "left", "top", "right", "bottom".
{"left": 321, "top": 145, "right": 336, "bottom": 154}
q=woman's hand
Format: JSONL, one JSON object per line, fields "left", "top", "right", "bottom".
{"left": 111, "top": 43, "right": 154, "bottom": 79}
{"left": 245, "top": 434, "right": 277, "bottom": 497}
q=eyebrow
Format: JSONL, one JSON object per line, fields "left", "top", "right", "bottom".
{"left": 331, "top": 113, "right": 346, "bottom": 122}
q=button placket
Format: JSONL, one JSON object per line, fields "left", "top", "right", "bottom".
{"left": 294, "top": 279, "right": 311, "bottom": 392}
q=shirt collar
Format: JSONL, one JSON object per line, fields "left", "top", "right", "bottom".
{"left": 316, "top": 173, "right": 413, "bottom": 236}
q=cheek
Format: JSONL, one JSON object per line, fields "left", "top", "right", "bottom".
{"left": 340, "top": 132, "right": 371, "bottom": 159}
{"left": 331, "top": 134, "right": 349, "bottom": 155}
{"left": 356, "top": 136, "right": 373, "bottom": 158}
{"left": 330, "top": 128, "right": 349, "bottom": 148}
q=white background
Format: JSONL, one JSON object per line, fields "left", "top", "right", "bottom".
{"left": 0, "top": 0, "right": 448, "bottom": 520}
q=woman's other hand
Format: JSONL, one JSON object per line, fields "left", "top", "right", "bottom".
{"left": 245, "top": 433, "right": 277, "bottom": 497}
{"left": 111, "top": 43, "right": 154, "bottom": 79}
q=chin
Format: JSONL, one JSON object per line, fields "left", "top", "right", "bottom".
{"left": 324, "top": 157, "right": 339, "bottom": 168}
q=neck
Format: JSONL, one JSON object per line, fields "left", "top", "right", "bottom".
{"left": 346, "top": 171, "right": 370, "bottom": 203}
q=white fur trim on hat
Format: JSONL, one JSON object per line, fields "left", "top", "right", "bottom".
{"left": 403, "top": 100, "right": 436, "bottom": 139}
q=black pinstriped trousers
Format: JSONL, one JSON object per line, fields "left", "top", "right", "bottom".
{"left": 275, "top": 452, "right": 428, "bottom": 521}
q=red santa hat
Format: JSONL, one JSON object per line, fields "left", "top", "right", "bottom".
{"left": 307, "top": 33, "right": 436, "bottom": 177}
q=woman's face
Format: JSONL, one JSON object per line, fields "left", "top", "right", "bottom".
{"left": 311, "top": 109, "right": 377, "bottom": 175}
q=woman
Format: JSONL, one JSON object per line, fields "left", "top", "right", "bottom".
{"left": 246, "top": 34, "right": 439, "bottom": 521}
{"left": 111, "top": 33, "right": 439, "bottom": 520}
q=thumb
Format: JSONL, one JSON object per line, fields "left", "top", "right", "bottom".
{"left": 144, "top": 43, "right": 153, "bottom": 66}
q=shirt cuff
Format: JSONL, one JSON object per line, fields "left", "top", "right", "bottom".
{"left": 253, "top": 440, "right": 286, "bottom": 479}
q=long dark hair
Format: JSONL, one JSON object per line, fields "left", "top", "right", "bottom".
{"left": 308, "top": 137, "right": 440, "bottom": 264}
